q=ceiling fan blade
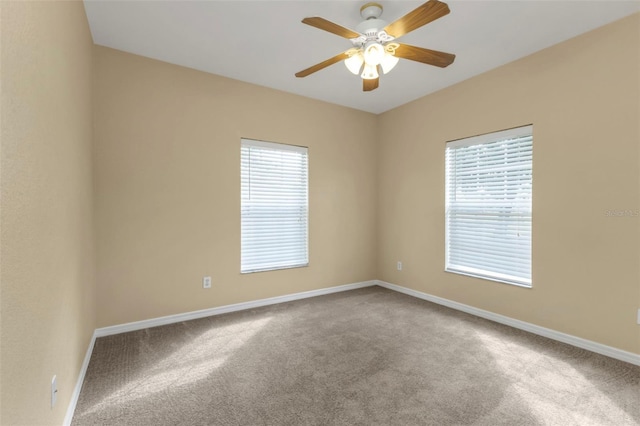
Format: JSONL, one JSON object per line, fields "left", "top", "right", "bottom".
{"left": 295, "top": 51, "right": 351, "bottom": 78}
{"left": 302, "top": 17, "right": 361, "bottom": 39}
{"left": 384, "top": 0, "right": 450, "bottom": 39}
{"left": 363, "top": 78, "right": 379, "bottom": 92}
{"left": 394, "top": 43, "right": 455, "bottom": 68}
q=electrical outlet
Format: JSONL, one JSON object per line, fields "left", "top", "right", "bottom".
{"left": 637, "top": 308, "right": 640, "bottom": 325}
{"left": 203, "top": 276, "right": 212, "bottom": 289}
{"left": 51, "top": 375, "right": 57, "bottom": 408}
{"left": 397, "top": 261, "right": 402, "bottom": 271}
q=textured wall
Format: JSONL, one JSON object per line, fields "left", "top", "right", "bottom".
{"left": 92, "top": 46, "right": 378, "bottom": 327}
{"left": 377, "top": 14, "right": 640, "bottom": 354}
{"left": 1, "top": 1, "right": 96, "bottom": 424}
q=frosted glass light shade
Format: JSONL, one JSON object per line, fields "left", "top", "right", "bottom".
{"left": 380, "top": 52, "right": 399, "bottom": 74}
{"left": 361, "top": 63, "right": 379, "bottom": 80}
{"left": 363, "top": 42, "right": 384, "bottom": 66}
{"left": 345, "top": 53, "right": 364, "bottom": 75}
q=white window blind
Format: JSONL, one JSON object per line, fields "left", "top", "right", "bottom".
{"left": 241, "top": 139, "right": 308, "bottom": 273}
{"left": 445, "top": 125, "right": 533, "bottom": 287}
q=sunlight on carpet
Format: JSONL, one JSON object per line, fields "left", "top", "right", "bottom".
{"left": 72, "top": 288, "right": 639, "bottom": 425}
{"left": 473, "top": 328, "right": 634, "bottom": 425}
{"left": 83, "top": 316, "right": 273, "bottom": 416}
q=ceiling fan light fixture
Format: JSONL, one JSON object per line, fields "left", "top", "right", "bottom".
{"left": 295, "top": 1, "right": 456, "bottom": 92}
{"left": 363, "top": 42, "right": 385, "bottom": 66}
{"left": 380, "top": 52, "right": 399, "bottom": 74}
{"left": 361, "top": 63, "right": 379, "bottom": 80}
{"left": 345, "top": 51, "right": 364, "bottom": 75}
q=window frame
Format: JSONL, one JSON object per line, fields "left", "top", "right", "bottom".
{"left": 445, "top": 125, "right": 533, "bottom": 288}
{"left": 240, "top": 138, "right": 309, "bottom": 274}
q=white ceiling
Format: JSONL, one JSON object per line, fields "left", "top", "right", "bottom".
{"left": 84, "top": 0, "right": 640, "bottom": 114}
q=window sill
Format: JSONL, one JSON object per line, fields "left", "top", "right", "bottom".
{"left": 445, "top": 268, "right": 532, "bottom": 289}
{"left": 241, "top": 263, "right": 309, "bottom": 274}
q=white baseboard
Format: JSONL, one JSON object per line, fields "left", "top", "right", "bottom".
{"left": 95, "top": 280, "right": 376, "bottom": 337}
{"left": 66, "top": 278, "right": 638, "bottom": 423}
{"left": 376, "top": 280, "right": 640, "bottom": 366}
{"left": 63, "top": 330, "right": 97, "bottom": 426}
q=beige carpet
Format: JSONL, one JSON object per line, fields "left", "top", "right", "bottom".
{"left": 72, "top": 287, "right": 640, "bottom": 425}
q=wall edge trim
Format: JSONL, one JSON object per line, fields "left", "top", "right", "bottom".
{"left": 63, "top": 330, "right": 97, "bottom": 426}
{"left": 94, "top": 280, "right": 376, "bottom": 337}
{"left": 67, "top": 277, "right": 639, "bottom": 423}
{"left": 375, "top": 280, "right": 640, "bottom": 366}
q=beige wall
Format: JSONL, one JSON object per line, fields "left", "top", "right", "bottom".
{"left": 93, "top": 47, "right": 378, "bottom": 327}
{"left": 377, "top": 14, "right": 640, "bottom": 354}
{"left": 1, "top": 5, "right": 638, "bottom": 424}
{"left": 1, "top": 1, "right": 96, "bottom": 425}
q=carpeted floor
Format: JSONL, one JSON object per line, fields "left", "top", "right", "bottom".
{"left": 72, "top": 286, "right": 640, "bottom": 425}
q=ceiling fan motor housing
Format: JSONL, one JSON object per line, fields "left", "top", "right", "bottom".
{"left": 354, "top": 3, "right": 393, "bottom": 46}
{"left": 355, "top": 18, "right": 387, "bottom": 37}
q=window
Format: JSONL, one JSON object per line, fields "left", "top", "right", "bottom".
{"left": 241, "top": 139, "right": 308, "bottom": 273}
{"left": 445, "top": 125, "right": 533, "bottom": 287}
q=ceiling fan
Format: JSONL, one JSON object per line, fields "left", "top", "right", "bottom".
{"left": 295, "top": 0, "right": 456, "bottom": 92}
